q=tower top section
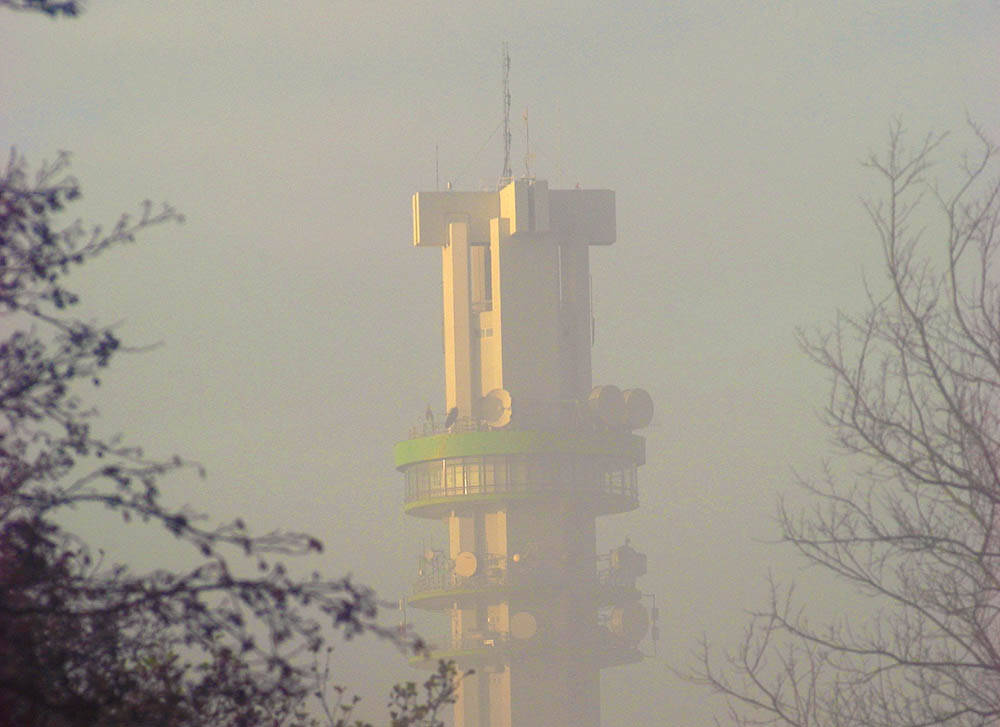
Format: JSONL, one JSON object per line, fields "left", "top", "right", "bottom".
{"left": 412, "top": 179, "right": 617, "bottom": 429}
{"left": 413, "top": 179, "right": 615, "bottom": 248}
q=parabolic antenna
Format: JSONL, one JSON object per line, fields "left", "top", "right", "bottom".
{"left": 623, "top": 388, "right": 654, "bottom": 430}
{"left": 510, "top": 611, "right": 538, "bottom": 640}
{"left": 588, "top": 385, "right": 627, "bottom": 430}
{"left": 609, "top": 602, "right": 649, "bottom": 645}
{"left": 453, "top": 551, "right": 478, "bottom": 578}
{"left": 480, "top": 388, "right": 512, "bottom": 428}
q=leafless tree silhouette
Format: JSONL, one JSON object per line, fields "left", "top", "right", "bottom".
{"left": 691, "top": 121, "right": 1000, "bottom": 727}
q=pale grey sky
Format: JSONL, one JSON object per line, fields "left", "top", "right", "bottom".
{"left": 3, "top": 2, "right": 999, "bottom": 724}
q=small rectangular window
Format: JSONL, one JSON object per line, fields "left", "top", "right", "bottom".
{"left": 466, "top": 458, "right": 481, "bottom": 491}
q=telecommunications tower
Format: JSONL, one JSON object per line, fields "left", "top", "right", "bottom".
{"left": 394, "top": 179, "right": 655, "bottom": 727}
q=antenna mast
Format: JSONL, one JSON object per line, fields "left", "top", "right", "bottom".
{"left": 502, "top": 42, "right": 512, "bottom": 183}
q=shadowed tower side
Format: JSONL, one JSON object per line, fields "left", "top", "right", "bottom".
{"left": 394, "top": 179, "right": 656, "bottom": 727}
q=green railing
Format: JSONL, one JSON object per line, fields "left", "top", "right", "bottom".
{"left": 395, "top": 429, "right": 645, "bottom": 469}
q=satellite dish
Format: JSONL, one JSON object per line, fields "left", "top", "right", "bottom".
{"left": 588, "top": 385, "right": 627, "bottom": 430}
{"left": 479, "top": 388, "right": 512, "bottom": 428}
{"left": 623, "top": 388, "right": 654, "bottom": 430}
{"left": 510, "top": 611, "right": 537, "bottom": 640}
{"left": 454, "top": 551, "right": 478, "bottom": 578}
{"left": 609, "top": 602, "right": 649, "bottom": 645}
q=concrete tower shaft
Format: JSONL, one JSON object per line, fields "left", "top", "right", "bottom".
{"left": 396, "top": 180, "right": 652, "bottom": 727}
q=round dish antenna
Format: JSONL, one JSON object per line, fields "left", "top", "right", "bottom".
{"left": 588, "top": 385, "right": 627, "bottom": 430}
{"left": 623, "top": 388, "right": 654, "bottom": 430}
{"left": 609, "top": 602, "right": 649, "bottom": 645}
{"left": 480, "top": 388, "right": 512, "bottom": 428}
{"left": 454, "top": 551, "right": 478, "bottom": 578}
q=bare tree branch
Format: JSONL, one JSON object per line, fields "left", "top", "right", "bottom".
{"left": 687, "top": 122, "right": 1000, "bottom": 727}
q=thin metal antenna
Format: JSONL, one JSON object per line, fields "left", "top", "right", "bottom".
{"left": 502, "top": 42, "right": 512, "bottom": 183}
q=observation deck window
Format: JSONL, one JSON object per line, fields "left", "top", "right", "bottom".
{"left": 403, "top": 454, "right": 639, "bottom": 506}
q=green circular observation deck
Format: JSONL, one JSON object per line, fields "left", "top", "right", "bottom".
{"left": 393, "top": 429, "right": 645, "bottom": 518}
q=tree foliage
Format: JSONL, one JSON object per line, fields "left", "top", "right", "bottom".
{"left": 692, "top": 122, "right": 1000, "bottom": 726}
{"left": 0, "top": 0, "right": 81, "bottom": 16}
{"left": 0, "top": 150, "right": 456, "bottom": 726}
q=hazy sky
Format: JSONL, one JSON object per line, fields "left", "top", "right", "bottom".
{"left": 3, "top": 2, "right": 1000, "bottom": 724}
